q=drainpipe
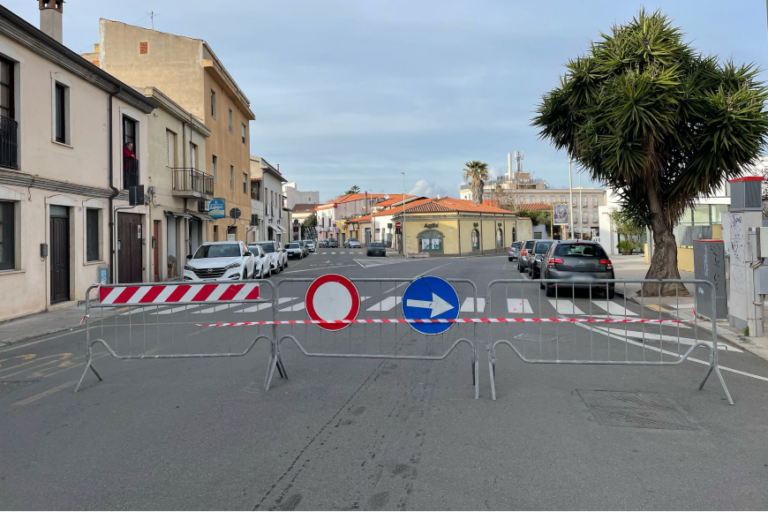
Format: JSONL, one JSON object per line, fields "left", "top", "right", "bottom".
{"left": 108, "top": 87, "right": 121, "bottom": 284}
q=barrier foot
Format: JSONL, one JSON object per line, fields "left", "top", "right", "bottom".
{"left": 74, "top": 357, "right": 102, "bottom": 393}
{"left": 276, "top": 352, "right": 288, "bottom": 380}
{"left": 472, "top": 345, "right": 479, "bottom": 400}
{"left": 714, "top": 364, "right": 734, "bottom": 405}
{"left": 264, "top": 354, "right": 276, "bottom": 391}
{"left": 488, "top": 345, "right": 497, "bottom": 401}
{"left": 698, "top": 351, "right": 734, "bottom": 405}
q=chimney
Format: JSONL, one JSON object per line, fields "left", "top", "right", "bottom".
{"left": 39, "top": 0, "right": 64, "bottom": 43}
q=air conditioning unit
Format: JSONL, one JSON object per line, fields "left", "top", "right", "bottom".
{"left": 199, "top": 200, "right": 211, "bottom": 212}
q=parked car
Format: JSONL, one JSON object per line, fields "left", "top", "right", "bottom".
{"left": 250, "top": 241, "right": 286, "bottom": 274}
{"left": 327, "top": 238, "right": 339, "bottom": 248}
{"left": 527, "top": 240, "right": 555, "bottom": 279}
{"left": 275, "top": 242, "right": 288, "bottom": 269}
{"left": 246, "top": 245, "right": 270, "bottom": 279}
{"left": 184, "top": 241, "right": 255, "bottom": 281}
{"left": 345, "top": 238, "right": 361, "bottom": 249}
{"left": 303, "top": 239, "right": 316, "bottom": 252}
{"left": 366, "top": 241, "right": 386, "bottom": 257}
{"left": 285, "top": 242, "right": 304, "bottom": 259}
{"left": 540, "top": 240, "right": 615, "bottom": 298}
{"left": 508, "top": 241, "right": 522, "bottom": 261}
{"left": 298, "top": 240, "right": 309, "bottom": 257}
{"left": 517, "top": 239, "right": 536, "bottom": 272}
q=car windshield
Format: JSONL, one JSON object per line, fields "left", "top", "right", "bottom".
{"left": 534, "top": 242, "right": 554, "bottom": 254}
{"left": 247, "top": 247, "right": 263, "bottom": 257}
{"left": 256, "top": 243, "right": 275, "bottom": 253}
{"left": 349, "top": 238, "right": 358, "bottom": 242}
{"left": 287, "top": 243, "right": 299, "bottom": 249}
{"left": 193, "top": 244, "right": 241, "bottom": 259}
{"left": 512, "top": 242, "right": 521, "bottom": 249}
{"left": 555, "top": 244, "right": 607, "bottom": 258}
{"left": 303, "top": 240, "right": 313, "bottom": 244}
{"left": 524, "top": 240, "right": 535, "bottom": 249}
{"left": 370, "top": 242, "right": 383, "bottom": 247}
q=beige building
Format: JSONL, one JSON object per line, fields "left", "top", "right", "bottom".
{"left": 138, "top": 87, "right": 211, "bottom": 281}
{"left": 0, "top": 3, "right": 156, "bottom": 321}
{"left": 87, "top": 19, "right": 255, "bottom": 243}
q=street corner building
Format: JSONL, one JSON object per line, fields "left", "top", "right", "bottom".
{"left": 0, "top": 3, "right": 157, "bottom": 321}
{"left": 393, "top": 197, "right": 532, "bottom": 257}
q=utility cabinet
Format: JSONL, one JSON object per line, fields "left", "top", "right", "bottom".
{"left": 693, "top": 239, "right": 727, "bottom": 319}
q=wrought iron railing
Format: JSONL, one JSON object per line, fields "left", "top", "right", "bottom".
{"left": 0, "top": 115, "right": 19, "bottom": 170}
{"left": 172, "top": 168, "right": 214, "bottom": 197}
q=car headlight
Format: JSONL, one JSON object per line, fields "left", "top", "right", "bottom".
{"left": 184, "top": 264, "right": 193, "bottom": 271}
{"left": 225, "top": 261, "right": 242, "bottom": 270}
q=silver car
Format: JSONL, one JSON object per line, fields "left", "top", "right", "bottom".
{"left": 508, "top": 241, "right": 522, "bottom": 261}
{"left": 517, "top": 239, "right": 536, "bottom": 272}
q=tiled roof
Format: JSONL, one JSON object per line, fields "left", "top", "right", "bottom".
{"left": 373, "top": 194, "right": 415, "bottom": 208}
{"left": 371, "top": 197, "right": 433, "bottom": 217}
{"left": 347, "top": 214, "right": 371, "bottom": 223}
{"left": 394, "top": 197, "right": 517, "bottom": 215}
{"left": 335, "top": 193, "right": 389, "bottom": 204}
{"left": 517, "top": 203, "right": 552, "bottom": 211}
{"left": 291, "top": 203, "right": 317, "bottom": 213}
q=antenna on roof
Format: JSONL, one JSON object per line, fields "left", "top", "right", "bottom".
{"left": 146, "top": 11, "right": 159, "bottom": 29}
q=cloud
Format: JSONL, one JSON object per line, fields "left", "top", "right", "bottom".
{"left": 409, "top": 179, "right": 451, "bottom": 198}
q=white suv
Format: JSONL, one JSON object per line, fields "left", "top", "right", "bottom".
{"left": 184, "top": 242, "right": 255, "bottom": 281}
{"left": 250, "top": 241, "right": 287, "bottom": 274}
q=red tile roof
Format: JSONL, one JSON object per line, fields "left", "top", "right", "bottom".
{"left": 291, "top": 203, "right": 317, "bottom": 213}
{"left": 347, "top": 214, "right": 371, "bottom": 223}
{"left": 392, "top": 197, "right": 517, "bottom": 215}
{"left": 517, "top": 203, "right": 552, "bottom": 211}
{"left": 373, "top": 194, "right": 415, "bottom": 208}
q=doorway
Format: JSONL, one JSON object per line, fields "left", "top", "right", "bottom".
{"left": 118, "top": 213, "right": 143, "bottom": 283}
{"left": 153, "top": 220, "right": 160, "bottom": 282}
{"left": 50, "top": 205, "right": 70, "bottom": 304}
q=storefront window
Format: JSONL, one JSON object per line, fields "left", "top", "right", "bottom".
{"left": 418, "top": 229, "right": 444, "bottom": 254}
{"left": 496, "top": 228, "right": 503, "bottom": 247}
{"left": 471, "top": 229, "right": 480, "bottom": 250}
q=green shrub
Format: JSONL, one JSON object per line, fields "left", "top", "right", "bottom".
{"left": 617, "top": 240, "right": 634, "bottom": 253}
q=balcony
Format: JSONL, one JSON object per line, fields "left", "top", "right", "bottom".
{"left": 172, "top": 168, "right": 214, "bottom": 200}
{"left": 0, "top": 115, "right": 18, "bottom": 170}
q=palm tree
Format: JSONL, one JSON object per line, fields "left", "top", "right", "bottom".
{"left": 533, "top": 9, "right": 768, "bottom": 296}
{"left": 345, "top": 185, "right": 361, "bottom": 195}
{"left": 463, "top": 161, "right": 489, "bottom": 204}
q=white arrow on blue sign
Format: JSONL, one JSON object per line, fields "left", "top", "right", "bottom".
{"left": 401, "top": 276, "right": 459, "bottom": 335}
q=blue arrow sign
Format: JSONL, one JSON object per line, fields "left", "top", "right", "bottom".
{"left": 401, "top": 276, "right": 459, "bottom": 335}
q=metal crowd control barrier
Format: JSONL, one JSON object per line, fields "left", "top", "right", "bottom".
{"left": 268, "top": 277, "right": 480, "bottom": 399}
{"left": 75, "top": 280, "right": 277, "bottom": 392}
{"left": 486, "top": 278, "right": 733, "bottom": 404}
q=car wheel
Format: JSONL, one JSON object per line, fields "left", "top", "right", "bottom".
{"left": 607, "top": 288, "right": 615, "bottom": 300}
{"left": 242, "top": 270, "right": 247, "bottom": 281}
{"left": 545, "top": 285, "right": 555, "bottom": 298}
{"left": 508, "top": 257, "right": 513, "bottom": 261}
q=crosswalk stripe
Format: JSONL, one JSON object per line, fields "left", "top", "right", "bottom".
{"left": 156, "top": 305, "right": 199, "bottom": 315}
{"left": 367, "top": 296, "right": 401, "bottom": 312}
{"left": 242, "top": 297, "right": 294, "bottom": 312}
{"left": 595, "top": 327, "right": 740, "bottom": 352}
{"left": 591, "top": 301, "right": 638, "bottom": 317}
{"left": 460, "top": 298, "right": 486, "bottom": 313}
{"left": 279, "top": 301, "right": 305, "bottom": 312}
{"left": 507, "top": 298, "right": 533, "bottom": 314}
{"left": 547, "top": 299, "right": 586, "bottom": 315}
{"left": 192, "top": 304, "right": 240, "bottom": 315}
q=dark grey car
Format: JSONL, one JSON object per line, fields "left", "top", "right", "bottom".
{"left": 527, "top": 240, "right": 555, "bottom": 279}
{"left": 517, "top": 239, "right": 536, "bottom": 272}
{"left": 366, "top": 242, "right": 386, "bottom": 257}
{"left": 540, "top": 240, "right": 615, "bottom": 298}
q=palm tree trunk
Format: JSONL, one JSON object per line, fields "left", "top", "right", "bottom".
{"left": 643, "top": 186, "right": 690, "bottom": 297}
{"left": 472, "top": 179, "right": 484, "bottom": 204}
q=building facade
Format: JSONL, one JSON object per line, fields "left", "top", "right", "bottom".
{"left": 0, "top": 3, "right": 155, "bottom": 320}
{"left": 139, "top": 87, "right": 211, "bottom": 281}
{"left": 282, "top": 182, "right": 319, "bottom": 209}
{"left": 89, "top": 19, "right": 255, "bottom": 243}
{"left": 249, "top": 156, "right": 288, "bottom": 243}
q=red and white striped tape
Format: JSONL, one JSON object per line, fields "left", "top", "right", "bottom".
{"left": 99, "top": 283, "right": 260, "bottom": 305}
{"left": 196, "top": 317, "right": 683, "bottom": 328}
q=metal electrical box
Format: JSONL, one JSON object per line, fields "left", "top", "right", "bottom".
{"left": 729, "top": 177, "right": 763, "bottom": 211}
{"left": 693, "top": 239, "right": 727, "bottom": 319}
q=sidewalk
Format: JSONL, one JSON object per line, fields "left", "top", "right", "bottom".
{"left": 612, "top": 254, "right": 768, "bottom": 361}
{"left": 0, "top": 304, "right": 88, "bottom": 348}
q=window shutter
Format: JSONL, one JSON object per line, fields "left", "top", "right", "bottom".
{"left": 166, "top": 130, "right": 176, "bottom": 168}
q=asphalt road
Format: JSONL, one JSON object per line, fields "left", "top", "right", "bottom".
{"left": 2, "top": 251, "right": 768, "bottom": 510}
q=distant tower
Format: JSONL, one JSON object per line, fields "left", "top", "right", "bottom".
{"left": 514, "top": 151, "right": 524, "bottom": 175}
{"left": 39, "top": 0, "right": 64, "bottom": 43}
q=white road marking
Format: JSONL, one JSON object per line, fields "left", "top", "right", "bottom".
{"left": 279, "top": 301, "right": 306, "bottom": 312}
{"left": 594, "top": 327, "right": 742, "bottom": 353}
{"left": 240, "top": 298, "right": 295, "bottom": 313}
{"left": 547, "top": 299, "right": 586, "bottom": 316}
{"left": 367, "top": 296, "right": 402, "bottom": 312}
{"left": 156, "top": 305, "right": 201, "bottom": 315}
{"left": 591, "top": 301, "right": 638, "bottom": 317}
{"left": 192, "top": 304, "right": 240, "bottom": 315}
{"left": 461, "top": 297, "right": 486, "bottom": 313}
{"left": 507, "top": 298, "right": 533, "bottom": 314}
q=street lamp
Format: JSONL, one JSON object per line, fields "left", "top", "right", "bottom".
{"left": 401, "top": 171, "right": 407, "bottom": 257}
{"left": 568, "top": 157, "right": 574, "bottom": 239}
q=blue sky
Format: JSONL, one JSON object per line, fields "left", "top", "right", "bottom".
{"left": 7, "top": 1, "right": 768, "bottom": 201}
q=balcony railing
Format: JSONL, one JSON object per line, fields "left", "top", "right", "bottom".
{"left": 0, "top": 115, "right": 19, "bottom": 170}
{"left": 123, "top": 159, "right": 139, "bottom": 190}
{"left": 172, "top": 168, "right": 214, "bottom": 200}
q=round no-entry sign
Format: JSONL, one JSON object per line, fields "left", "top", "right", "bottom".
{"left": 305, "top": 274, "right": 360, "bottom": 331}
{"left": 396, "top": 221, "right": 402, "bottom": 228}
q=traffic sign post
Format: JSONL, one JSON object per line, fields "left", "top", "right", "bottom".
{"left": 305, "top": 274, "right": 360, "bottom": 331}
{"left": 401, "top": 276, "right": 460, "bottom": 335}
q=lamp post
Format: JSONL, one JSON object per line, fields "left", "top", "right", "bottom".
{"left": 578, "top": 169, "right": 583, "bottom": 240}
{"left": 401, "top": 171, "right": 407, "bottom": 257}
{"left": 568, "top": 157, "right": 574, "bottom": 239}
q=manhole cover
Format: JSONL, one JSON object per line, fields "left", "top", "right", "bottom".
{"left": 0, "top": 381, "right": 38, "bottom": 396}
{"left": 514, "top": 333, "right": 557, "bottom": 343}
{"left": 577, "top": 390, "right": 698, "bottom": 431}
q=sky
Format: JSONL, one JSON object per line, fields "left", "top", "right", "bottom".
{"left": 6, "top": 0, "right": 768, "bottom": 202}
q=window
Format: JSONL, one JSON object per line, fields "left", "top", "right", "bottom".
{"left": 471, "top": 229, "right": 480, "bottom": 250}
{"left": 210, "top": 89, "right": 216, "bottom": 119}
{"left": 242, "top": 123, "right": 247, "bottom": 144}
{"left": 213, "top": 225, "right": 219, "bottom": 242}
{"left": 86, "top": 208, "right": 100, "bottom": 262}
{"left": 243, "top": 173, "right": 248, "bottom": 194}
{"left": 592, "top": 196, "right": 597, "bottom": 206}
{"left": 560, "top": 195, "right": 565, "bottom": 202}
{"left": 228, "top": 109, "right": 233, "bottom": 133}
{"left": 582, "top": 196, "right": 587, "bottom": 206}
{"left": 0, "top": 201, "right": 15, "bottom": 270}
{"left": 593, "top": 212, "right": 599, "bottom": 223}
{"left": 212, "top": 155, "right": 218, "bottom": 183}
{"left": 540, "top": 196, "right": 545, "bottom": 203}
{"left": 122, "top": 116, "right": 138, "bottom": 189}
{"left": 582, "top": 212, "right": 588, "bottom": 223}
{"left": 550, "top": 196, "right": 555, "bottom": 203}
{"left": 0, "top": 57, "right": 14, "bottom": 119}
{"left": 54, "top": 83, "right": 67, "bottom": 144}
{"left": 189, "top": 142, "right": 198, "bottom": 170}
{"left": 165, "top": 130, "right": 176, "bottom": 167}
{"left": 230, "top": 165, "right": 234, "bottom": 189}
{"left": 529, "top": 196, "right": 534, "bottom": 202}
{"left": 496, "top": 228, "right": 503, "bottom": 248}
{"left": 139, "top": 42, "right": 148, "bottom": 55}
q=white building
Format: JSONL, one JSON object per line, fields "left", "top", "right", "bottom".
{"left": 249, "top": 156, "right": 288, "bottom": 243}
{"left": 283, "top": 182, "right": 319, "bottom": 209}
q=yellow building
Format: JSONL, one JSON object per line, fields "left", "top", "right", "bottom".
{"left": 393, "top": 198, "right": 532, "bottom": 257}
{"left": 85, "top": 19, "right": 256, "bottom": 242}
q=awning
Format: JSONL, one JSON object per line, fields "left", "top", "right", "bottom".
{"left": 164, "top": 210, "right": 192, "bottom": 219}
{"left": 187, "top": 211, "right": 214, "bottom": 222}
{"left": 271, "top": 225, "right": 287, "bottom": 234}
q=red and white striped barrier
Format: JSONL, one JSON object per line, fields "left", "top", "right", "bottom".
{"left": 196, "top": 317, "right": 683, "bottom": 328}
{"left": 99, "top": 283, "right": 260, "bottom": 305}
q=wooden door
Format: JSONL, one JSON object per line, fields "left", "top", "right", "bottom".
{"left": 118, "top": 213, "right": 143, "bottom": 283}
{"left": 153, "top": 220, "right": 160, "bottom": 282}
{"left": 50, "top": 215, "right": 70, "bottom": 303}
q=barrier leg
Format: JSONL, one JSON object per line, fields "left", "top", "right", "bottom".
{"left": 488, "top": 344, "right": 497, "bottom": 401}
{"left": 698, "top": 351, "right": 715, "bottom": 391}
{"left": 697, "top": 347, "right": 734, "bottom": 405}
{"left": 472, "top": 344, "right": 479, "bottom": 400}
{"left": 74, "top": 351, "right": 102, "bottom": 393}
